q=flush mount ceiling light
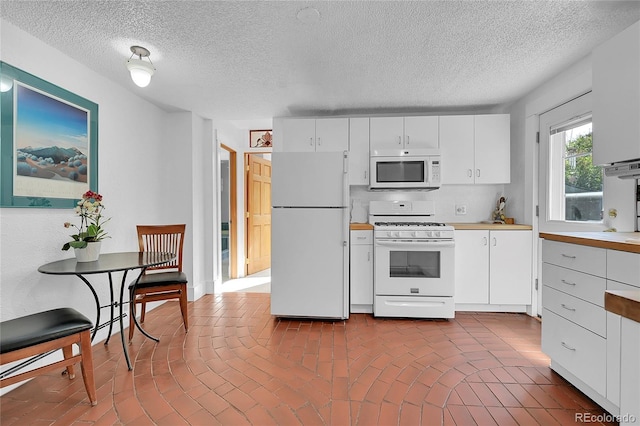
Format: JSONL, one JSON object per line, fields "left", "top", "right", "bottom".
{"left": 296, "top": 6, "right": 320, "bottom": 23}
{"left": 126, "top": 45, "right": 155, "bottom": 88}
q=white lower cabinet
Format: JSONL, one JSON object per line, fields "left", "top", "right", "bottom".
{"left": 542, "top": 309, "right": 607, "bottom": 396}
{"left": 350, "top": 230, "right": 373, "bottom": 313}
{"left": 619, "top": 317, "right": 640, "bottom": 425}
{"left": 454, "top": 230, "right": 532, "bottom": 310}
{"left": 540, "top": 239, "right": 640, "bottom": 416}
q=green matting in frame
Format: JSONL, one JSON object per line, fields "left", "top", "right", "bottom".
{"left": 0, "top": 61, "right": 98, "bottom": 208}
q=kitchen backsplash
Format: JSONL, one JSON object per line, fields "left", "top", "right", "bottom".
{"left": 350, "top": 184, "right": 509, "bottom": 224}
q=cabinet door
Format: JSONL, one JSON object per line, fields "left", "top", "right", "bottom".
{"left": 440, "top": 115, "right": 475, "bottom": 184}
{"left": 474, "top": 114, "right": 510, "bottom": 184}
{"left": 349, "top": 117, "right": 370, "bottom": 185}
{"left": 593, "top": 21, "right": 640, "bottom": 165}
{"left": 282, "top": 118, "right": 316, "bottom": 152}
{"left": 316, "top": 118, "right": 349, "bottom": 152}
{"left": 454, "top": 230, "right": 489, "bottom": 304}
{"left": 404, "top": 116, "right": 439, "bottom": 149}
{"left": 489, "top": 230, "right": 532, "bottom": 304}
{"left": 370, "top": 117, "right": 404, "bottom": 152}
{"left": 350, "top": 243, "right": 373, "bottom": 305}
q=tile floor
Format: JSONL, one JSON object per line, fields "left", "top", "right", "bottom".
{"left": 1, "top": 293, "right": 616, "bottom": 425}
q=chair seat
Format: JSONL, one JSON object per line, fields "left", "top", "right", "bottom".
{"left": 0, "top": 308, "right": 92, "bottom": 354}
{"left": 130, "top": 271, "right": 188, "bottom": 289}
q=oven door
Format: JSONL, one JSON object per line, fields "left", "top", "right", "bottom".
{"left": 374, "top": 239, "right": 454, "bottom": 296}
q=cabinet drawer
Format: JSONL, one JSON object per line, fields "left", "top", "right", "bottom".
{"left": 542, "top": 309, "right": 606, "bottom": 396}
{"left": 543, "top": 286, "right": 606, "bottom": 337}
{"left": 351, "top": 230, "right": 372, "bottom": 245}
{"left": 607, "top": 250, "right": 640, "bottom": 288}
{"left": 542, "top": 240, "right": 606, "bottom": 277}
{"left": 542, "top": 263, "right": 606, "bottom": 306}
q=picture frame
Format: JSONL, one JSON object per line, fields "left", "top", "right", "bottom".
{"left": 249, "top": 129, "right": 272, "bottom": 148}
{"left": 0, "top": 61, "right": 98, "bottom": 208}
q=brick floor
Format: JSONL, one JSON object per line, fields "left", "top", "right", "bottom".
{"left": 0, "top": 293, "right": 617, "bottom": 425}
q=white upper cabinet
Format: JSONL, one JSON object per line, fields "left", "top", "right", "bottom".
{"left": 349, "top": 117, "right": 370, "bottom": 185}
{"left": 440, "top": 114, "right": 510, "bottom": 184}
{"left": 280, "top": 118, "right": 349, "bottom": 152}
{"left": 592, "top": 21, "right": 640, "bottom": 165}
{"left": 370, "top": 116, "right": 438, "bottom": 152}
{"left": 475, "top": 114, "right": 510, "bottom": 184}
{"left": 316, "top": 118, "right": 350, "bottom": 152}
{"left": 440, "top": 115, "right": 475, "bottom": 184}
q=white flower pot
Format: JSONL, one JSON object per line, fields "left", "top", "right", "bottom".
{"left": 74, "top": 241, "right": 101, "bottom": 262}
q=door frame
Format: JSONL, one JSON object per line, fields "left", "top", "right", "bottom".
{"left": 244, "top": 151, "right": 271, "bottom": 276}
{"left": 221, "top": 144, "right": 238, "bottom": 279}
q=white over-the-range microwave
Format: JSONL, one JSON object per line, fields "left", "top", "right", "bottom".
{"left": 369, "top": 149, "right": 441, "bottom": 190}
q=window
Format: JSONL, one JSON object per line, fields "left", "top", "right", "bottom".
{"left": 548, "top": 116, "right": 603, "bottom": 222}
{"left": 539, "top": 92, "right": 604, "bottom": 232}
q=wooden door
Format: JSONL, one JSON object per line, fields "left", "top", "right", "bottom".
{"left": 246, "top": 154, "right": 272, "bottom": 275}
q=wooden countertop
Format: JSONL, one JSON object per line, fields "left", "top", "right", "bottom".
{"left": 449, "top": 223, "right": 533, "bottom": 230}
{"left": 605, "top": 290, "right": 640, "bottom": 323}
{"left": 350, "top": 223, "right": 374, "bottom": 230}
{"left": 540, "top": 231, "right": 640, "bottom": 254}
{"left": 351, "top": 222, "right": 532, "bottom": 231}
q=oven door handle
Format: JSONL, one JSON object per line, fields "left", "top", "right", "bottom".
{"left": 375, "top": 240, "right": 455, "bottom": 248}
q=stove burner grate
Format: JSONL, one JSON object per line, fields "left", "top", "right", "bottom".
{"left": 374, "top": 221, "right": 446, "bottom": 227}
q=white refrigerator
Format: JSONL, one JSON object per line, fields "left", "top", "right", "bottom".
{"left": 271, "top": 151, "right": 350, "bottom": 319}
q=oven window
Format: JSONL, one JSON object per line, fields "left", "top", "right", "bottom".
{"left": 389, "top": 251, "right": 440, "bottom": 278}
{"left": 376, "top": 161, "right": 425, "bottom": 183}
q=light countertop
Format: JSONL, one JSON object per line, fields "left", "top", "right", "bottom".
{"left": 539, "top": 231, "right": 640, "bottom": 254}
{"left": 448, "top": 223, "right": 532, "bottom": 230}
{"left": 605, "top": 290, "right": 640, "bottom": 323}
{"left": 350, "top": 223, "right": 374, "bottom": 231}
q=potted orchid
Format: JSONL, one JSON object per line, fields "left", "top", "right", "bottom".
{"left": 62, "top": 190, "right": 110, "bottom": 255}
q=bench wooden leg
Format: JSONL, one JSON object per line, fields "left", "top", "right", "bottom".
{"left": 79, "top": 329, "right": 97, "bottom": 406}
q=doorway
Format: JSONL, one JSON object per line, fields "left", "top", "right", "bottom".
{"left": 220, "top": 144, "right": 237, "bottom": 283}
{"left": 245, "top": 153, "right": 272, "bottom": 277}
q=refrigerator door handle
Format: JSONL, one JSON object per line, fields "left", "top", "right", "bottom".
{"left": 343, "top": 151, "right": 349, "bottom": 174}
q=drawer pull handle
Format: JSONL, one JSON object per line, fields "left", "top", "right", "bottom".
{"left": 561, "top": 279, "right": 576, "bottom": 286}
{"left": 561, "top": 254, "right": 576, "bottom": 259}
{"left": 561, "top": 303, "right": 576, "bottom": 312}
{"left": 561, "top": 341, "right": 576, "bottom": 351}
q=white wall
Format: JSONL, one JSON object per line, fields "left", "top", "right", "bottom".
{"left": 507, "top": 53, "right": 636, "bottom": 232}
{"left": 350, "top": 184, "right": 507, "bottom": 224}
{"left": 0, "top": 20, "right": 215, "bottom": 389}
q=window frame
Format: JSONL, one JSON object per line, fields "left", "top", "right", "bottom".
{"left": 538, "top": 91, "right": 606, "bottom": 233}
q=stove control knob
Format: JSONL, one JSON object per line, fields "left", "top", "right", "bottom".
{"left": 433, "top": 231, "right": 441, "bottom": 238}
{"left": 425, "top": 231, "right": 432, "bottom": 237}
{"left": 387, "top": 231, "right": 393, "bottom": 237}
{"left": 412, "top": 231, "right": 419, "bottom": 237}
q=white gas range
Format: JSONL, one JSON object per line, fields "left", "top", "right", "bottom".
{"left": 369, "top": 200, "right": 455, "bottom": 319}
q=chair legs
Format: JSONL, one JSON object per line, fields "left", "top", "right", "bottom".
{"left": 62, "top": 344, "right": 76, "bottom": 379}
{"left": 179, "top": 285, "right": 189, "bottom": 332}
{"left": 129, "top": 284, "right": 188, "bottom": 341}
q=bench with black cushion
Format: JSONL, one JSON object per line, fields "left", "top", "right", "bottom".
{"left": 0, "top": 308, "right": 97, "bottom": 406}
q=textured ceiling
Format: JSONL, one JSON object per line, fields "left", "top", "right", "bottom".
{"left": 1, "top": 1, "right": 639, "bottom": 128}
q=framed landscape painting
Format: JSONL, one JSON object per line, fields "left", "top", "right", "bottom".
{"left": 249, "top": 129, "right": 272, "bottom": 148}
{"left": 0, "top": 61, "right": 98, "bottom": 208}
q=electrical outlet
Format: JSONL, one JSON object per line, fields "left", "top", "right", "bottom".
{"left": 455, "top": 204, "right": 467, "bottom": 215}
